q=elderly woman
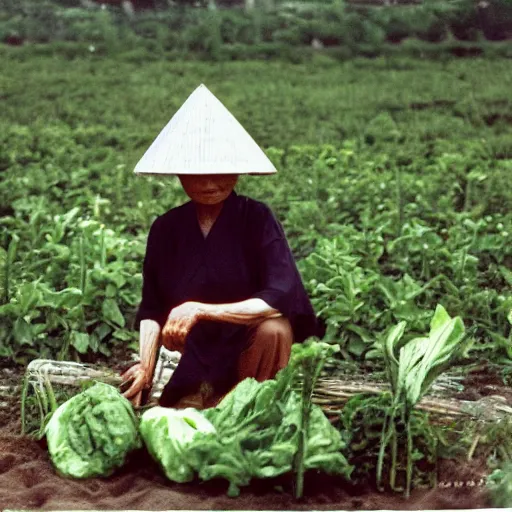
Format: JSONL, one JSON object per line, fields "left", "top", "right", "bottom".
{"left": 121, "top": 85, "right": 322, "bottom": 410}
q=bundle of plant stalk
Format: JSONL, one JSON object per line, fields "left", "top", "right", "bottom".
{"left": 140, "top": 339, "right": 352, "bottom": 498}
{"left": 343, "top": 304, "right": 468, "bottom": 497}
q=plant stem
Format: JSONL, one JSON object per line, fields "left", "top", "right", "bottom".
{"left": 79, "top": 235, "right": 87, "bottom": 295}
{"left": 20, "top": 373, "right": 30, "bottom": 435}
{"left": 395, "top": 166, "right": 404, "bottom": 238}
{"left": 44, "top": 375, "right": 58, "bottom": 413}
{"left": 100, "top": 228, "right": 106, "bottom": 267}
{"left": 295, "top": 362, "right": 312, "bottom": 499}
{"left": 4, "top": 236, "right": 18, "bottom": 304}
{"left": 467, "top": 434, "right": 480, "bottom": 461}
{"left": 294, "top": 352, "right": 329, "bottom": 499}
{"left": 390, "top": 423, "right": 398, "bottom": 490}
{"left": 406, "top": 420, "right": 413, "bottom": 498}
{"left": 377, "top": 409, "right": 391, "bottom": 490}
{"left": 32, "top": 385, "right": 45, "bottom": 439}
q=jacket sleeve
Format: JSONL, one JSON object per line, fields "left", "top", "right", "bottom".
{"left": 249, "top": 207, "right": 301, "bottom": 318}
{"left": 249, "top": 203, "right": 325, "bottom": 342}
{"left": 134, "top": 217, "right": 167, "bottom": 330}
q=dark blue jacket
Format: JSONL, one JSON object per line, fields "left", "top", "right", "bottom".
{"left": 135, "top": 191, "right": 323, "bottom": 405}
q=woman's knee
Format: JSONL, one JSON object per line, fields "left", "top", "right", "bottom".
{"left": 251, "top": 317, "right": 293, "bottom": 346}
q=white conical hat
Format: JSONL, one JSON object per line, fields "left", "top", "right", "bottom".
{"left": 134, "top": 84, "right": 277, "bottom": 176}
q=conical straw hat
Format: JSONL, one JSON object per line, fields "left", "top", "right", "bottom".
{"left": 134, "top": 84, "right": 277, "bottom": 176}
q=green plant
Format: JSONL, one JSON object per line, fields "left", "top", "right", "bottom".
{"left": 45, "top": 382, "right": 142, "bottom": 478}
{"left": 488, "top": 463, "right": 512, "bottom": 507}
{"left": 139, "top": 407, "right": 217, "bottom": 483}
{"left": 378, "top": 305, "right": 468, "bottom": 496}
{"left": 139, "top": 341, "right": 351, "bottom": 498}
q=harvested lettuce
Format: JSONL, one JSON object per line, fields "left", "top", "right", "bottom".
{"left": 203, "top": 377, "right": 351, "bottom": 486}
{"left": 141, "top": 341, "right": 352, "bottom": 497}
{"left": 139, "top": 406, "right": 216, "bottom": 483}
{"left": 45, "top": 382, "right": 141, "bottom": 478}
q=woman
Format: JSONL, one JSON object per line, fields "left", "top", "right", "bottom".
{"left": 121, "top": 85, "right": 323, "bottom": 410}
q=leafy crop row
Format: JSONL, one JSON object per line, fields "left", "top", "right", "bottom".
{"left": 1, "top": 54, "right": 511, "bottom": 367}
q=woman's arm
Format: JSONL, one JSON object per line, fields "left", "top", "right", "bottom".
{"left": 161, "top": 299, "right": 281, "bottom": 351}
{"left": 121, "top": 319, "right": 161, "bottom": 405}
{"left": 199, "top": 298, "right": 282, "bottom": 325}
{"left": 140, "top": 319, "right": 161, "bottom": 372}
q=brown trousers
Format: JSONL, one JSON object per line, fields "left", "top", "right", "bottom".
{"left": 172, "top": 317, "right": 293, "bottom": 410}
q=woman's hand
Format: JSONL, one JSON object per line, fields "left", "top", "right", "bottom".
{"left": 120, "top": 363, "right": 152, "bottom": 407}
{"left": 161, "top": 301, "right": 205, "bottom": 353}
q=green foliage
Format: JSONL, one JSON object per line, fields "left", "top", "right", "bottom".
{"left": 1, "top": 55, "right": 511, "bottom": 365}
{"left": 0, "top": 205, "right": 143, "bottom": 363}
{"left": 379, "top": 306, "right": 466, "bottom": 496}
{"left": 139, "top": 407, "right": 217, "bottom": 483}
{"left": 139, "top": 341, "right": 351, "bottom": 498}
{"left": 1, "top": 0, "right": 511, "bottom": 57}
{"left": 45, "top": 382, "right": 142, "bottom": 478}
{"left": 383, "top": 305, "right": 467, "bottom": 413}
{"left": 341, "top": 393, "right": 439, "bottom": 491}
{"left": 341, "top": 306, "right": 467, "bottom": 497}
{"left": 488, "top": 463, "right": 512, "bottom": 507}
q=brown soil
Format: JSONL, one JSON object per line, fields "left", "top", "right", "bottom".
{"left": 0, "top": 359, "right": 506, "bottom": 510}
{"left": 0, "top": 434, "right": 491, "bottom": 510}
{"left": 454, "top": 364, "right": 512, "bottom": 403}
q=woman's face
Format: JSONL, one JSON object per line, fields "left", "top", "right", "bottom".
{"left": 178, "top": 174, "right": 238, "bottom": 205}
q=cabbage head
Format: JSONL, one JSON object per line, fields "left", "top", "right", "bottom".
{"left": 139, "top": 406, "right": 216, "bottom": 483}
{"left": 45, "top": 382, "right": 142, "bottom": 478}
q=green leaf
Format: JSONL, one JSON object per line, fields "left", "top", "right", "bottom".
{"left": 13, "top": 318, "right": 33, "bottom": 346}
{"left": 383, "top": 321, "right": 406, "bottom": 392}
{"left": 71, "top": 331, "right": 90, "bottom": 354}
{"left": 18, "top": 282, "right": 43, "bottom": 316}
{"left": 98, "top": 344, "right": 112, "bottom": 356}
{"left": 93, "top": 323, "right": 112, "bottom": 342}
{"left": 346, "top": 324, "right": 373, "bottom": 343}
{"left": 406, "top": 313, "right": 465, "bottom": 408}
{"left": 499, "top": 266, "right": 512, "bottom": 287}
{"left": 429, "top": 304, "right": 450, "bottom": 333}
{"left": 107, "top": 272, "right": 126, "bottom": 289}
{"left": 0, "top": 302, "right": 19, "bottom": 317}
{"left": 347, "top": 336, "right": 367, "bottom": 357}
{"left": 88, "top": 333, "right": 100, "bottom": 352}
{"left": 113, "top": 329, "right": 133, "bottom": 341}
{"left": 102, "top": 299, "right": 125, "bottom": 327}
{"left": 105, "top": 283, "right": 117, "bottom": 298}
{"left": 0, "top": 247, "right": 6, "bottom": 303}
{"left": 42, "top": 288, "right": 83, "bottom": 310}
{"left": 61, "top": 206, "right": 81, "bottom": 228}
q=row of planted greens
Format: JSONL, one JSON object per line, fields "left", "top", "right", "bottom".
{"left": 1, "top": 56, "right": 511, "bottom": 366}
{"left": 1, "top": 140, "right": 511, "bottom": 366}
{"left": 2, "top": 0, "right": 512, "bottom": 59}
{"left": 36, "top": 318, "right": 512, "bottom": 504}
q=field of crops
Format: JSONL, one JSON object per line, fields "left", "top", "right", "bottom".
{"left": 1, "top": 46, "right": 512, "bottom": 509}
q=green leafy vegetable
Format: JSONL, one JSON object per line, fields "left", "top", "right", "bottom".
{"left": 140, "top": 340, "right": 351, "bottom": 498}
{"left": 139, "top": 406, "right": 216, "bottom": 483}
{"left": 45, "top": 382, "right": 141, "bottom": 478}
